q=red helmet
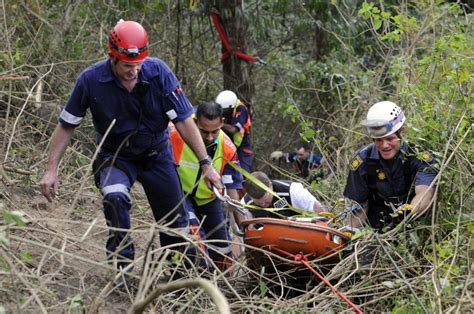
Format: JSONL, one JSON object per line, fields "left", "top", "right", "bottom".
{"left": 108, "top": 20, "right": 149, "bottom": 62}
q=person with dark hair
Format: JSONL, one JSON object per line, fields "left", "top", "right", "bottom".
{"left": 215, "top": 90, "right": 253, "bottom": 173}
{"left": 39, "top": 20, "right": 222, "bottom": 275}
{"left": 343, "top": 101, "right": 437, "bottom": 233}
{"left": 170, "top": 101, "right": 243, "bottom": 270}
{"left": 270, "top": 140, "right": 324, "bottom": 181}
{"left": 241, "top": 171, "right": 326, "bottom": 219}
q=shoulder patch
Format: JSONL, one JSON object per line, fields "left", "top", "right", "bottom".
{"left": 273, "top": 198, "right": 289, "bottom": 208}
{"left": 417, "top": 151, "right": 433, "bottom": 163}
{"left": 350, "top": 155, "right": 363, "bottom": 171}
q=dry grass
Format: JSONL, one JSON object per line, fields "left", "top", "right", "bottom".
{"left": 0, "top": 95, "right": 473, "bottom": 313}
{"left": 1, "top": 2, "right": 472, "bottom": 310}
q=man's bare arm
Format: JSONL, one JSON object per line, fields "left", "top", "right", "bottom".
{"left": 40, "top": 124, "right": 75, "bottom": 202}
{"left": 226, "top": 189, "right": 252, "bottom": 225}
{"left": 347, "top": 202, "right": 369, "bottom": 229}
{"left": 221, "top": 123, "right": 239, "bottom": 135}
{"left": 410, "top": 185, "right": 435, "bottom": 215}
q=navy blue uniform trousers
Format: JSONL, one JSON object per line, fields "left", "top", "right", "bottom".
{"left": 186, "top": 197, "right": 232, "bottom": 267}
{"left": 96, "top": 146, "right": 189, "bottom": 265}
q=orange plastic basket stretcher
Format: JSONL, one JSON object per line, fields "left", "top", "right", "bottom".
{"left": 242, "top": 217, "right": 350, "bottom": 264}
{"left": 241, "top": 217, "right": 364, "bottom": 313}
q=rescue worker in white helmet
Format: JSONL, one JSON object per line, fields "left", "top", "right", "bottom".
{"left": 343, "top": 101, "right": 438, "bottom": 232}
{"left": 215, "top": 90, "right": 253, "bottom": 173}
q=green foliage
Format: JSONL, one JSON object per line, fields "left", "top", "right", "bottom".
{"left": 1, "top": 0, "right": 472, "bottom": 312}
{"left": 358, "top": 1, "right": 420, "bottom": 42}
{"left": 68, "top": 295, "right": 84, "bottom": 314}
{"left": 1, "top": 208, "right": 28, "bottom": 248}
{"left": 20, "top": 251, "right": 33, "bottom": 263}
{"left": 259, "top": 280, "right": 268, "bottom": 297}
{"left": 2, "top": 210, "right": 28, "bottom": 227}
{"left": 171, "top": 251, "right": 182, "bottom": 266}
{"left": 0, "top": 256, "right": 9, "bottom": 271}
{"left": 0, "top": 230, "right": 8, "bottom": 246}
{"left": 390, "top": 298, "right": 426, "bottom": 314}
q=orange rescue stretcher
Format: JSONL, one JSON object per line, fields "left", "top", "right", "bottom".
{"left": 242, "top": 217, "right": 350, "bottom": 265}
{"left": 240, "top": 217, "right": 363, "bottom": 313}
{"left": 213, "top": 186, "right": 363, "bottom": 312}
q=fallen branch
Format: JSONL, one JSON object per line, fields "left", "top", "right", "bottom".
{"left": 128, "top": 278, "right": 230, "bottom": 314}
{"left": 2, "top": 165, "right": 32, "bottom": 176}
{"left": 0, "top": 165, "right": 14, "bottom": 184}
{"left": 0, "top": 75, "right": 30, "bottom": 81}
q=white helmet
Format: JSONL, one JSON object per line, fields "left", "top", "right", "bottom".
{"left": 215, "top": 90, "right": 238, "bottom": 109}
{"left": 361, "top": 101, "right": 405, "bottom": 138}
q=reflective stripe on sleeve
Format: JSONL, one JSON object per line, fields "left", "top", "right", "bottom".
{"left": 166, "top": 109, "right": 178, "bottom": 120}
{"left": 59, "top": 109, "right": 83, "bottom": 125}
{"left": 222, "top": 175, "right": 233, "bottom": 184}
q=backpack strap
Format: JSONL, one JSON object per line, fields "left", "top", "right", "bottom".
{"left": 365, "top": 145, "right": 378, "bottom": 192}
{"left": 401, "top": 145, "right": 416, "bottom": 199}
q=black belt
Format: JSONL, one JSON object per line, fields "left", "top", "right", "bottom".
{"left": 101, "top": 137, "right": 168, "bottom": 159}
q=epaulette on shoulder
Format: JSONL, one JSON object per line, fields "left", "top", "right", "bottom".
{"left": 349, "top": 144, "right": 372, "bottom": 171}
{"left": 350, "top": 153, "right": 364, "bottom": 171}
{"left": 416, "top": 150, "right": 434, "bottom": 163}
{"left": 405, "top": 144, "right": 435, "bottom": 163}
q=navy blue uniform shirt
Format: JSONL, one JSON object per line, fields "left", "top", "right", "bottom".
{"left": 343, "top": 142, "right": 437, "bottom": 206}
{"left": 229, "top": 104, "right": 252, "bottom": 148}
{"left": 58, "top": 57, "right": 193, "bottom": 155}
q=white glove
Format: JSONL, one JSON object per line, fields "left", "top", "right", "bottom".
{"left": 270, "top": 151, "right": 284, "bottom": 161}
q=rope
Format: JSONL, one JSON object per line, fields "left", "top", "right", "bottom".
{"left": 270, "top": 247, "right": 364, "bottom": 314}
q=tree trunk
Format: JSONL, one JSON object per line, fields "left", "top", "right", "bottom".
{"left": 219, "top": 0, "right": 254, "bottom": 104}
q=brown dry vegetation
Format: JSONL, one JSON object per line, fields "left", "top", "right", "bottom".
{"left": 0, "top": 108, "right": 471, "bottom": 312}
{"left": 1, "top": 1, "right": 473, "bottom": 313}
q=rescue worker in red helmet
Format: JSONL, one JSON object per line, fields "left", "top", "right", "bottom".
{"left": 40, "top": 20, "right": 222, "bottom": 277}
{"left": 215, "top": 90, "right": 253, "bottom": 173}
{"left": 343, "top": 101, "right": 438, "bottom": 232}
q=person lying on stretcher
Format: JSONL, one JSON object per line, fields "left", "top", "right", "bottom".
{"left": 240, "top": 171, "right": 327, "bottom": 220}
